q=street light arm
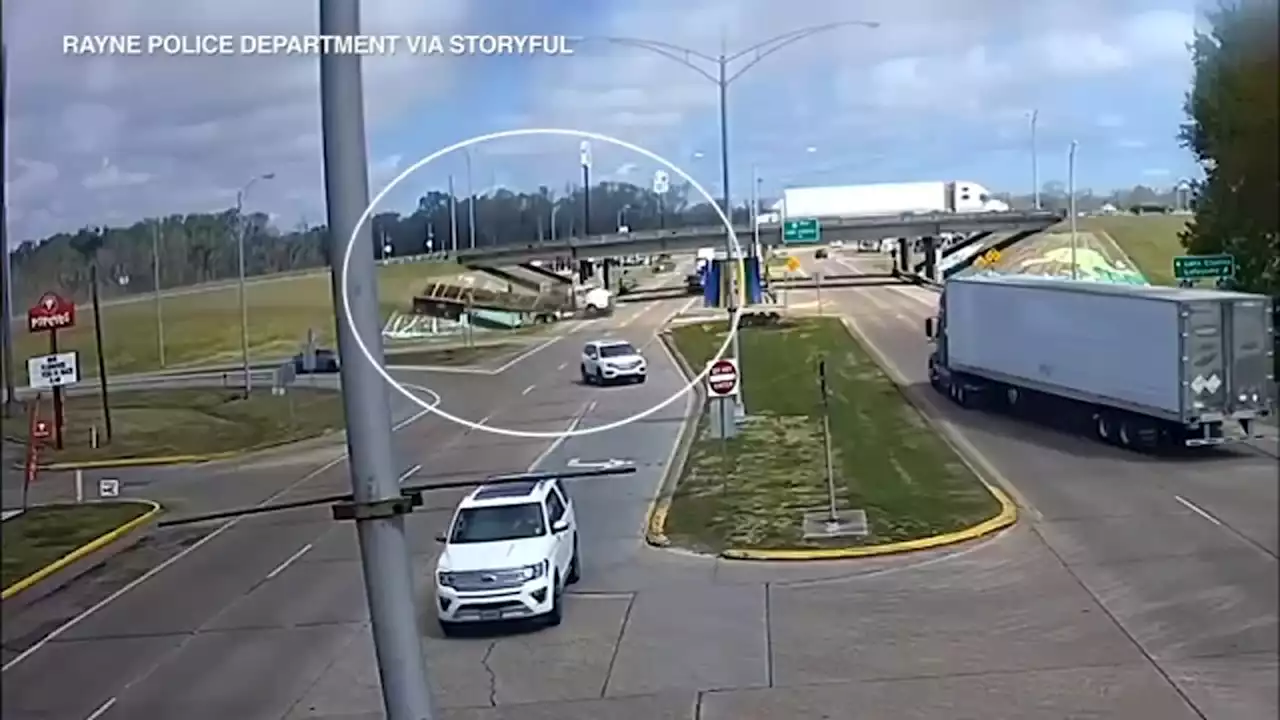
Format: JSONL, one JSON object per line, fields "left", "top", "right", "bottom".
{"left": 724, "top": 21, "right": 879, "bottom": 84}
{"left": 587, "top": 36, "right": 720, "bottom": 83}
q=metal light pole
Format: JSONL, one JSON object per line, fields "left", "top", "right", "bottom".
{"left": 0, "top": 41, "right": 14, "bottom": 417}
{"left": 235, "top": 171, "right": 274, "bottom": 397}
{"left": 463, "top": 150, "right": 476, "bottom": 249}
{"left": 550, "top": 204, "right": 561, "bottom": 241}
{"left": 1030, "top": 109, "right": 1040, "bottom": 210}
{"left": 319, "top": 1, "right": 437, "bottom": 718}
{"left": 447, "top": 174, "right": 458, "bottom": 253}
{"left": 580, "top": 141, "right": 592, "bottom": 235}
{"left": 586, "top": 22, "right": 879, "bottom": 419}
{"left": 750, "top": 165, "right": 761, "bottom": 256}
{"left": 1068, "top": 140, "right": 1078, "bottom": 280}
{"left": 152, "top": 220, "right": 166, "bottom": 367}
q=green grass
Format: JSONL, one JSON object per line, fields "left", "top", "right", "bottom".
{"left": 2, "top": 502, "right": 152, "bottom": 590}
{"left": 665, "top": 317, "right": 1000, "bottom": 553}
{"left": 10, "top": 262, "right": 460, "bottom": 378}
{"left": 12, "top": 388, "right": 346, "bottom": 464}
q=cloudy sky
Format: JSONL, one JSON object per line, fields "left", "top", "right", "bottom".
{"left": 6, "top": 0, "right": 1200, "bottom": 245}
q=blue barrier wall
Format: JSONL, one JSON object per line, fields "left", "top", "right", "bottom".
{"left": 704, "top": 262, "right": 720, "bottom": 307}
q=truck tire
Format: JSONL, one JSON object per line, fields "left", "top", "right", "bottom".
{"left": 1095, "top": 413, "right": 1115, "bottom": 443}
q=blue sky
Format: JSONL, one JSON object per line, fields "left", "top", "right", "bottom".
{"left": 7, "top": 0, "right": 1203, "bottom": 244}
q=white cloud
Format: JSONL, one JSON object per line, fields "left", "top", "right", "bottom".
{"left": 8, "top": 0, "right": 471, "bottom": 242}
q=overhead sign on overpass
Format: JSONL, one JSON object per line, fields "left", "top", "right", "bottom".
{"left": 783, "top": 218, "right": 820, "bottom": 243}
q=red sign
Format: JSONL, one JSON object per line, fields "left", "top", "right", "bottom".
{"left": 32, "top": 420, "right": 50, "bottom": 440}
{"left": 28, "top": 292, "right": 76, "bottom": 333}
{"left": 707, "top": 358, "right": 739, "bottom": 396}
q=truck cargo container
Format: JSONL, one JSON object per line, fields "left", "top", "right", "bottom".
{"left": 923, "top": 274, "right": 1275, "bottom": 450}
{"left": 773, "top": 181, "right": 1010, "bottom": 220}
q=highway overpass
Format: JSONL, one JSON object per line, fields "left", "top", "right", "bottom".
{"left": 450, "top": 209, "right": 1065, "bottom": 264}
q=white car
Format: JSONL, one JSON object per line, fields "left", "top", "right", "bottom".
{"left": 434, "top": 478, "right": 580, "bottom": 635}
{"left": 580, "top": 340, "right": 647, "bottom": 385}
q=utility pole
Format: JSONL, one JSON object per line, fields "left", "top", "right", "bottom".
{"left": 318, "top": 1, "right": 437, "bottom": 718}
{"left": 235, "top": 172, "right": 274, "bottom": 397}
{"left": 152, "top": 220, "right": 166, "bottom": 367}
{"left": 0, "top": 42, "right": 14, "bottom": 418}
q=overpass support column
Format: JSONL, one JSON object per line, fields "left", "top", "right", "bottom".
{"left": 578, "top": 259, "right": 593, "bottom": 284}
{"left": 922, "top": 236, "right": 938, "bottom": 283}
{"left": 896, "top": 239, "right": 910, "bottom": 277}
{"left": 601, "top": 259, "right": 614, "bottom": 291}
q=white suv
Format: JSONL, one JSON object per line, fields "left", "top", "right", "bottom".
{"left": 434, "top": 478, "right": 580, "bottom": 635}
{"left": 581, "top": 340, "right": 647, "bottom": 385}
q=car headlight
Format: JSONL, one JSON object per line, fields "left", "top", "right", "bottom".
{"left": 519, "top": 560, "right": 548, "bottom": 581}
{"left": 436, "top": 571, "right": 457, "bottom": 588}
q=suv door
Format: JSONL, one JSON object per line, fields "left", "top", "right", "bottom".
{"left": 582, "top": 345, "right": 599, "bottom": 372}
{"left": 544, "top": 490, "right": 571, "bottom": 573}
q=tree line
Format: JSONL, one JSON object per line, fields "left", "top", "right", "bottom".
{"left": 1179, "top": 1, "right": 1278, "bottom": 296}
{"left": 6, "top": 181, "right": 748, "bottom": 309}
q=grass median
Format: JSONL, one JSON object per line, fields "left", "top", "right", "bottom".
{"left": 12, "top": 262, "right": 458, "bottom": 378}
{"left": 665, "top": 316, "right": 1000, "bottom": 553}
{"left": 2, "top": 502, "right": 152, "bottom": 591}
{"left": 12, "top": 388, "right": 346, "bottom": 465}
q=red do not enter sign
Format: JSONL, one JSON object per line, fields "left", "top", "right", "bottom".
{"left": 706, "top": 358, "right": 739, "bottom": 396}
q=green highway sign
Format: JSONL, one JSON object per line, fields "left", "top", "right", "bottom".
{"left": 1173, "top": 254, "right": 1235, "bottom": 280}
{"left": 783, "top": 218, "right": 820, "bottom": 243}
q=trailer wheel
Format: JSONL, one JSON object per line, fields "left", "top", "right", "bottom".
{"left": 1117, "top": 419, "right": 1134, "bottom": 449}
{"left": 1095, "top": 413, "right": 1113, "bottom": 443}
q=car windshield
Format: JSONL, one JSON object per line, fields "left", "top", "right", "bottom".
{"left": 449, "top": 503, "right": 546, "bottom": 543}
{"left": 599, "top": 343, "right": 636, "bottom": 358}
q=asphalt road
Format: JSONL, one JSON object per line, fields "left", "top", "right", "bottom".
{"left": 5, "top": 254, "right": 1275, "bottom": 719}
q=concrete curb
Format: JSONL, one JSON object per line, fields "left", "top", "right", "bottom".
{"left": 656, "top": 317, "right": 1017, "bottom": 562}
{"left": 1, "top": 500, "right": 163, "bottom": 610}
{"left": 642, "top": 329, "right": 706, "bottom": 549}
{"left": 36, "top": 429, "right": 342, "bottom": 471}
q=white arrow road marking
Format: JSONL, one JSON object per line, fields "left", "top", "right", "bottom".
{"left": 566, "top": 458, "right": 632, "bottom": 470}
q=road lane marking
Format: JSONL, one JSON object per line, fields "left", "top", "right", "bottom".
{"left": 265, "top": 543, "right": 314, "bottom": 580}
{"left": 492, "top": 332, "right": 567, "bottom": 374}
{"left": 399, "top": 463, "right": 423, "bottom": 483}
{"left": 84, "top": 697, "right": 116, "bottom": 720}
{"left": 1, "top": 383, "right": 443, "bottom": 673}
{"left": 522, "top": 384, "right": 536, "bottom": 396}
{"left": 529, "top": 400, "right": 595, "bottom": 470}
{"left": 557, "top": 362, "right": 567, "bottom": 371}
{"left": 1175, "top": 495, "right": 1223, "bottom": 526}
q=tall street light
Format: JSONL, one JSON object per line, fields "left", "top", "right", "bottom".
{"left": 584, "top": 23, "right": 879, "bottom": 419}
{"left": 0, "top": 41, "right": 14, "bottom": 417}
{"left": 463, "top": 149, "right": 476, "bottom": 249}
{"left": 235, "top": 171, "right": 275, "bottom": 397}
{"left": 447, "top": 174, "right": 459, "bottom": 253}
{"left": 1067, "top": 140, "right": 1079, "bottom": 280}
{"left": 1030, "top": 109, "right": 1040, "bottom": 210}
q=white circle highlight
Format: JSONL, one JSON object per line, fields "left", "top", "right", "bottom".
{"left": 340, "top": 127, "right": 745, "bottom": 439}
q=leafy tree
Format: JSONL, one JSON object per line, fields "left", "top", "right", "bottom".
{"left": 1179, "top": 1, "right": 1279, "bottom": 294}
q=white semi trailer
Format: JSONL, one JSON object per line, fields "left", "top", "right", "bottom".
{"left": 924, "top": 274, "right": 1275, "bottom": 451}
{"left": 775, "top": 181, "right": 1010, "bottom": 220}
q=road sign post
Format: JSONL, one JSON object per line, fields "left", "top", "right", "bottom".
{"left": 1173, "top": 254, "right": 1235, "bottom": 281}
{"left": 783, "top": 218, "right": 820, "bottom": 243}
{"left": 705, "top": 358, "right": 740, "bottom": 441}
{"left": 27, "top": 292, "right": 77, "bottom": 450}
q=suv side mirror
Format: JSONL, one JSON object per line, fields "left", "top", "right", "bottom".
{"left": 433, "top": 532, "right": 447, "bottom": 543}
{"left": 551, "top": 519, "right": 569, "bottom": 533}
{"left": 924, "top": 317, "right": 935, "bottom": 339}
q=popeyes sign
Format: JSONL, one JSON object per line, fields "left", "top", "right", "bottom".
{"left": 28, "top": 292, "right": 77, "bottom": 332}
